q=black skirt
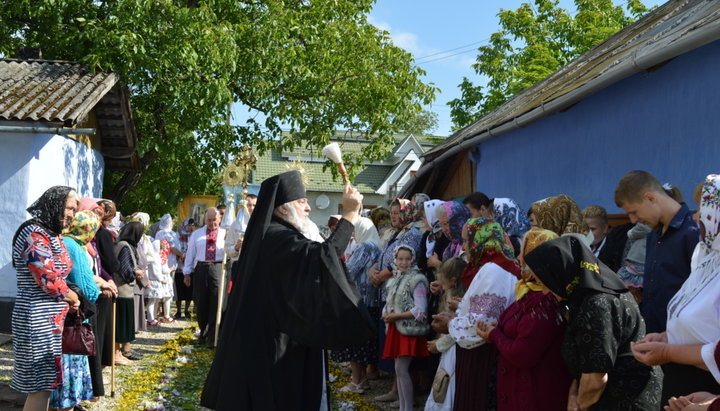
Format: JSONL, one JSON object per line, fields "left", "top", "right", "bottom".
{"left": 115, "top": 297, "right": 135, "bottom": 343}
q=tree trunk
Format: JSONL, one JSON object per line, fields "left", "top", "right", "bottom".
{"left": 107, "top": 149, "right": 158, "bottom": 204}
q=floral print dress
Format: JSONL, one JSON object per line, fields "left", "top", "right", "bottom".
{"left": 11, "top": 224, "right": 73, "bottom": 393}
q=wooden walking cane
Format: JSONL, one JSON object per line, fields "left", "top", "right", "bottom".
{"left": 111, "top": 297, "right": 116, "bottom": 397}
{"left": 214, "top": 256, "right": 227, "bottom": 347}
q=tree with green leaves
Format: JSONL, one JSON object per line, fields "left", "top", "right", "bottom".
{"left": 448, "top": 0, "right": 650, "bottom": 129}
{"left": 0, "top": 0, "right": 436, "bottom": 218}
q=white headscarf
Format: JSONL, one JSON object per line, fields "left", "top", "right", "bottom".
{"left": 354, "top": 217, "right": 381, "bottom": 247}
{"left": 158, "top": 214, "right": 173, "bottom": 231}
{"left": 423, "top": 199, "right": 444, "bottom": 258}
{"left": 691, "top": 174, "right": 720, "bottom": 269}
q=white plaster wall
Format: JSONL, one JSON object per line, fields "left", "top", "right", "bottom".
{"left": 0, "top": 129, "right": 104, "bottom": 298}
{"left": 307, "top": 191, "right": 387, "bottom": 229}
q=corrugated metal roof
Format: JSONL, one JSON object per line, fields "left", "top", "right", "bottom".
{"left": 423, "top": 0, "right": 720, "bottom": 159}
{"left": 0, "top": 58, "right": 119, "bottom": 126}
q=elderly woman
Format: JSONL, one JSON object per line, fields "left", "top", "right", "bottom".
{"left": 114, "top": 222, "right": 146, "bottom": 365}
{"left": 126, "top": 212, "right": 151, "bottom": 335}
{"left": 331, "top": 217, "right": 382, "bottom": 393}
{"left": 632, "top": 175, "right": 720, "bottom": 407}
{"left": 434, "top": 201, "right": 471, "bottom": 263}
{"left": 525, "top": 236, "right": 662, "bottom": 410}
{"left": 446, "top": 218, "right": 519, "bottom": 410}
{"left": 476, "top": 228, "right": 571, "bottom": 410}
{"left": 492, "top": 198, "right": 531, "bottom": 257}
{"left": 530, "top": 194, "right": 592, "bottom": 245}
{"left": 50, "top": 210, "right": 103, "bottom": 409}
{"left": 370, "top": 207, "right": 394, "bottom": 249}
{"left": 11, "top": 186, "right": 80, "bottom": 410}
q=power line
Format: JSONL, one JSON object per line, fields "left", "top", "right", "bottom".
{"left": 413, "top": 39, "right": 487, "bottom": 61}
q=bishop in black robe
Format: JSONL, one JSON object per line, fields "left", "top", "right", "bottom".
{"left": 201, "top": 170, "right": 375, "bottom": 410}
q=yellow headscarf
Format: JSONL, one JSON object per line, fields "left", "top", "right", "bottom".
{"left": 515, "top": 227, "right": 559, "bottom": 300}
{"left": 63, "top": 210, "right": 101, "bottom": 248}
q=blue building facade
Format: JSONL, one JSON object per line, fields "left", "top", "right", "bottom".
{"left": 472, "top": 39, "right": 720, "bottom": 213}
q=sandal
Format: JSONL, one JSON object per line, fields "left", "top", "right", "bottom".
{"left": 147, "top": 319, "right": 160, "bottom": 327}
{"left": 160, "top": 317, "right": 175, "bottom": 323}
{"left": 122, "top": 350, "right": 143, "bottom": 361}
{"left": 339, "top": 382, "right": 364, "bottom": 394}
{"left": 358, "top": 379, "right": 370, "bottom": 390}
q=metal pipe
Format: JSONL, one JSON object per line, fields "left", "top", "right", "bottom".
{"left": 0, "top": 125, "right": 96, "bottom": 135}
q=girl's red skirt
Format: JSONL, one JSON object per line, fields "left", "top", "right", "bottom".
{"left": 382, "top": 323, "right": 430, "bottom": 359}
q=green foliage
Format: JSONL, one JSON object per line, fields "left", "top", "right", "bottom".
{"left": 448, "top": 0, "right": 650, "bottom": 129}
{"left": 0, "top": 0, "right": 436, "bottom": 217}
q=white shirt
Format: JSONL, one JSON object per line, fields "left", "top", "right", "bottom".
{"left": 448, "top": 263, "right": 517, "bottom": 349}
{"left": 183, "top": 226, "right": 226, "bottom": 274}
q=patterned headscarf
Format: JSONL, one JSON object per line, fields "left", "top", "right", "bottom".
{"left": 464, "top": 218, "right": 516, "bottom": 265}
{"left": 461, "top": 217, "right": 519, "bottom": 287}
{"left": 370, "top": 207, "right": 391, "bottom": 231}
{"left": 423, "top": 199, "right": 444, "bottom": 258}
{"left": 493, "top": 198, "right": 531, "bottom": 239}
{"left": 441, "top": 201, "right": 471, "bottom": 260}
{"left": 26, "top": 186, "right": 76, "bottom": 236}
{"left": 394, "top": 198, "right": 420, "bottom": 231}
{"left": 531, "top": 194, "right": 589, "bottom": 236}
{"left": 97, "top": 199, "right": 117, "bottom": 224}
{"left": 63, "top": 210, "right": 101, "bottom": 248}
{"left": 697, "top": 174, "right": 720, "bottom": 254}
{"left": 516, "top": 228, "right": 558, "bottom": 300}
{"left": 127, "top": 212, "right": 150, "bottom": 227}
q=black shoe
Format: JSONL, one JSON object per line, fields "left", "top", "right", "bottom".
{"left": 197, "top": 335, "right": 207, "bottom": 345}
{"left": 122, "top": 350, "right": 143, "bottom": 361}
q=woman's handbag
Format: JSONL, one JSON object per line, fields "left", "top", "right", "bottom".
{"left": 62, "top": 309, "right": 96, "bottom": 356}
{"left": 432, "top": 367, "right": 450, "bottom": 403}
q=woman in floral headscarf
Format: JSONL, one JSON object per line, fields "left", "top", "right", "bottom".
{"left": 493, "top": 198, "right": 531, "bottom": 257}
{"left": 50, "top": 210, "right": 103, "bottom": 409}
{"left": 370, "top": 207, "right": 394, "bottom": 249}
{"left": 435, "top": 201, "right": 471, "bottom": 262}
{"left": 441, "top": 218, "right": 519, "bottom": 411}
{"left": 530, "top": 195, "right": 593, "bottom": 246}
{"left": 476, "top": 228, "right": 571, "bottom": 411}
{"left": 632, "top": 175, "right": 720, "bottom": 407}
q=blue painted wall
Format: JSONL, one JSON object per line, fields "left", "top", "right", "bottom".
{"left": 473, "top": 39, "right": 720, "bottom": 214}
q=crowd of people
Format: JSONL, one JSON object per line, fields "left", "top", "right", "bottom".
{"left": 8, "top": 187, "right": 261, "bottom": 410}
{"left": 323, "top": 169, "right": 720, "bottom": 411}
{"left": 10, "top": 168, "right": 720, "bottom": 411}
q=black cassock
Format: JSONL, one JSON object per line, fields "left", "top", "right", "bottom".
{"left": 201, "top": 185, "right": 374, "bottom": 410}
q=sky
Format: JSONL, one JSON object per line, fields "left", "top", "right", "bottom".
{"left": 369, "top": 0, "right": 659, "bottom": 136}
{"left": 231, "top": 1, "right": 660, "bottom": 137}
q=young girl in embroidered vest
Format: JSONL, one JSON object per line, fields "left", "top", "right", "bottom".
{"left": 382, "top": 245, "right": 430, "bottom": 411}
{"left": 425, "top": 257, "right": 467, "bottom": 411}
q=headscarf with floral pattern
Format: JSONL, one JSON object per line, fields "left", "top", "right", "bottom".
{"left": 441, "top": 201, "right": 471, "bottom": 260}
{"left": 63, "top": 210, "right": 101, "bottom": 254}
{"left": 516, "top": 227, "right": 558, "bottom": 300}
{"left": 460, "top": 217, "right": 520, "bottom": 287}
{"left": 127, "top": 211, "right": 150, "bottom": 227}
{"left": 394, "top": 198, "right": 421, "bottom": 233}
{"left": 531, "top": 194, "right": 589, "bottom": 236}
{"left": 370, "top": 207, "right": 392, "bottom": 232}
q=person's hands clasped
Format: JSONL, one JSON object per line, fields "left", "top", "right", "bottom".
{"left": 476, "top": 321, "right": 496, "bottom": 341}
{"left": 428, "top": 340, "right": 439, "bottom": 354}
{"left": 631, "top": 341, "right": 671, "bottom": 366}
{"left": 135, "top": 269, "right": 145, "bottom": 280}
{"left": 637, "top": 332, "right": 668, "bottom": 344}
{"left": 183, "top": 274, "right": 192, "bottom": 287}
{"left": 341, "top": 184, "right": 363, "bottom": 224}
{"left": 431, "top": 311, "right": 456, "bottom": 334}
{"left": 382, "top": 312, "right": 398, "bottom": 324}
